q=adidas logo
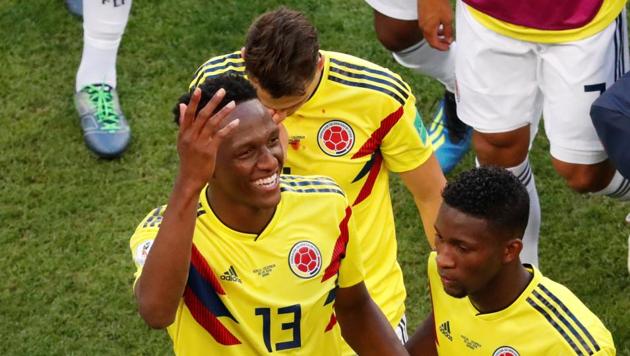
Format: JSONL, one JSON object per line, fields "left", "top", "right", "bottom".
{"left": 220, "top": 266, "right": 242, "bottom": 283}
{"left": 439, "top": 321, "right": 453, "bottom": 341}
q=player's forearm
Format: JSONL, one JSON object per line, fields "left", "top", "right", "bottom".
{"left": 416, "top": 195, "right": 440, "bottom": 248}
{"left": 336, "top": 285, "right": 408, "bottom": 355}
{"left": 406, "top": 312, "right": 437, "bottom": 356}
{"left": 135, "top": 177, "right": 202, "bottom": 328}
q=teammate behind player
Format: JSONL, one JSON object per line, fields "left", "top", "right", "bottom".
{"left": 130, "top": 75, "right": 407, "bottom": 355}
{"left": 190, "top": 10, "right": 446, "bottom": 347}
{"left": 406, "top": 167, "right": 615, "bottom": 355}
{"left": 419, "top": 0, "right": 630, "bottom": 267}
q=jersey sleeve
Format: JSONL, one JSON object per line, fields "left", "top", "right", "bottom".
{"left": 129, "top": 206, "right": 166, "bottom": 287}
{"left": 380, "top": 90, "right": 433, "bottom": 173}
{"left": 337, "top": 206, "right": 365, "bottom": 288}
{"left": 189, "top": 51, "right": 245, "bottom": 90}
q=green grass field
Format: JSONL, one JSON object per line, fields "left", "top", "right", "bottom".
{"left": 1, "top": 0, "right": 628, "bottom": 354}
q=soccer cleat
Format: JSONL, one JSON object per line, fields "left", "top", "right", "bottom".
{"left": 428, "top": 91, "right": 472, "bottom": 174}
{"left": 65, "top": 0, "right": 82, "bottom": 17}
{"left": 75, "top": 84, "right": 131, "bottom": 158}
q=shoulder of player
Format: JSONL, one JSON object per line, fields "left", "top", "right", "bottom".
{"left": 525, "top": 276, "right": 611, "bottom": 353}
{"left": 279, "top": 174, "right": 346, "bottom": 199}
{"left": 190, "top": 50, "right": 245, "bottom": 88}
{"left": 322, "top": 50, "right": 413, "bottom": 107}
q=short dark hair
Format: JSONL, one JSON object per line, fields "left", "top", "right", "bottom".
{"left": 244, "top": 7, "right": 319, "bottom": 98}
{"left": 173, "top": 74, "right": 257, "bottom": 125}
{"left": 442, "top": 167, "right": 530, "bottom": 238}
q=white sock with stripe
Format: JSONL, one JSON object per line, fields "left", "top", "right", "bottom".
{"left": 477, "top": 157, "right": 541, "bottom": 266}
{"left": 76, "top": 0, "right": 132, "bottom": 91}
{"left": 593, "top": 171, "right": 630, "bottom": 200}
{"left": 392, "top": 40, "right": 456, "bottom": 93}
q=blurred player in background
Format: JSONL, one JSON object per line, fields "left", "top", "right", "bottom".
{"left": 189, "top": 7, "right": 446, "bottom": 351}
{"left": 406, "top": 167, "right": 616, "bottom": 355}
{"left": 421, "top": 0, "right": 630, "bottom": 266}
{"left": 66, "top": 0, "right": 131, "bottom": 158}
{"left": 364, "top": 0, "right": 472, "bottom": 174}
{"left": 590, "top": 71, "right": 630, "bottom": 274}
{"left": 130, "top": 75, "right": 406, "bottom": 355}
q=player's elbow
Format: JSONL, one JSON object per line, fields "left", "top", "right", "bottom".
{"left": 137, "top": 301, "right": 176, "bottom": 329}
{"left": 135, "top": 291, "right": 177, "bottom": 329}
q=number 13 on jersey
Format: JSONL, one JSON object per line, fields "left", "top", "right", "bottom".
{"left": 255, "top": 304, "right": 302, "bottom": 352}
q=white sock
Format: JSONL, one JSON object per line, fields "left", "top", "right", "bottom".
{"left": 76, "top": 0, "right": 132, "bottom": 91}
{"left": 477, "top": 158, "right": 541, "bottom": 267}
{"left": 593, "top": 171, "right": 630, "bottom": 200}
{"left": 392, "top": 39, "right": 456, "bottom": 92}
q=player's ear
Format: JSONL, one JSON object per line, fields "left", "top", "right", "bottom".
{"left": 240, "top": 47, "right": 246, "bottom": 60}
{"left": 502, "top": 238, "right": 522, "bottom": 264}
{"left": 316, "top": 53, "right": 324, "bottom": 70}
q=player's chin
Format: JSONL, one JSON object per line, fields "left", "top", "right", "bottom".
{"left": 443, "top": 285, "right": 467, "bottom": 299}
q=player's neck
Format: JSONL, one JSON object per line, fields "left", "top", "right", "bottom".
{"left": 206, "top": 190, "right": 276, "bottom": 235}
{"left": 469, "top": 263, "right": 533, "bottom": 314}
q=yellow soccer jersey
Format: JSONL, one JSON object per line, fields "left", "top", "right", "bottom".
{"left": 466, "top": 0, "right": 625, "bottom": 43}
{"left": 190, "top": 50, "right": 433, "bottom": 333}
{"left": 130, "top": 175, "right": 364, "bottom": 355}
{"left": 427, "top": 252, "right": 616, "bottom": 355}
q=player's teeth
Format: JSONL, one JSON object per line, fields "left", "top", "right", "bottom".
{"left": 255, "top": 173, "right": 277, "bottom": 187}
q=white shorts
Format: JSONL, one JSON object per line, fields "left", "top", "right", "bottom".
{"left": 455, "top": 1, "right": 629, "bottom": 164}
{"left": 365, "top": 0, "right": 417, "bottom": 21}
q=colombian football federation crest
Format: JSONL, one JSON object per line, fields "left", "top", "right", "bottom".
{"left": 493, "top": 346, "right": 519, "bottom": 356}
{"left": 317, "top": 120, "right": 354, "bottom": 156}
{"left": 288, "top": 241, "right": 322, "bottom": 279}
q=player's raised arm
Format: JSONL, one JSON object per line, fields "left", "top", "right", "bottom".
{"left": 134, "top": 88, "right": 238, "bottom": 329}
{"left": 335, "top": 282, "right": 408, "bottom": 355}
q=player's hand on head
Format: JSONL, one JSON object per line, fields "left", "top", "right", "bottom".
{"left": 176, "top": 87, "right": 240, "bottom": 189}
{"left": 418, "top": 0, "right": 453, "bottom": 51}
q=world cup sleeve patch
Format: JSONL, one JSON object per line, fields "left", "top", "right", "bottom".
{"left": 317, "top": 120, "right": 355, "bottom": 157}
{"left": 413, "top": 111, "right": 428, "bottom": 145}
{"left": 289, "top": 241, "right": 323, "bottom": 279}
{"left": 133, "top": 240, "right": 154, "bottom": 267}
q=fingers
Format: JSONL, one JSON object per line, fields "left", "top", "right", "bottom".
{"left": 442, "top": 23, "right": 454, "bottom": 44}
{"left": 193, "top": 88, "right": 226, "bottom": 132}
{"left": 183, "top": 88, "right": 201, "bottom": 128}
{"left": 199, "top": 100, "right": 236, "bottom": 140}
{"left": 178, "top": 103, "right": 189, "bottom": 129}
{"left": 208, "top": 119, "right": 240, "bottom": 152}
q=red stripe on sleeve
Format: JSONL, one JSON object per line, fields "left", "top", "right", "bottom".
{"left": 352, "top": 106, "right": 404, "bottom": 158}
{"left": 190, "top": 244, "right": 225, "bottom": 295}
{"left": 325, "top": 313, "right": 338, "bottom": 332}
{"left": 322, "top": 207, "right": 353, "bottom": 282}
{"left": 352, "top": 153, "right": 383, "bottom": 206}
{"left": 183, "top": 286, "right": 241, "bottom": 345}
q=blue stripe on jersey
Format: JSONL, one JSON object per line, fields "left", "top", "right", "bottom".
{"left": 324, "top": 288, "right": 337, "bottom": 306}
{"left": 329, "top": 58, "right": 410, "bottom": 94}
{"left": 280, "top": 186, "right": 345, "bottom": 196}
{"left": 328, "top": 66, "right": 409, "bottom": 104}
{"left": 188, "top": 264, "right": 237, "bottom": 321}
{"left": 538, "top": 284, "right": 600, "bottom": 352}
{"left": 532, "top": 290, "right": 594, "bottom": 354}
{"left": 328, "top": 74, "right": 405, "bottom": 106}
{"left": 527, "top": 297, "right": 584, "bottom": 355}
{"left": 192, "top": 52, "right": 242, "bottom": 80}
{"left": 280, "top": 175, "right": 341, "bottom": 190}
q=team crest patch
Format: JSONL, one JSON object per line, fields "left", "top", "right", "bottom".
{"left": 317, "top": 120, "right": 354, "bottom": 156}
{"left": 493, "top": 346, "right": 519, "bottom": 356}
{"left": 134, "top": 240, "right": 154, "bottom": 267}
{"left": 288, "top": 241, "right": 322, "bottom": 279}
